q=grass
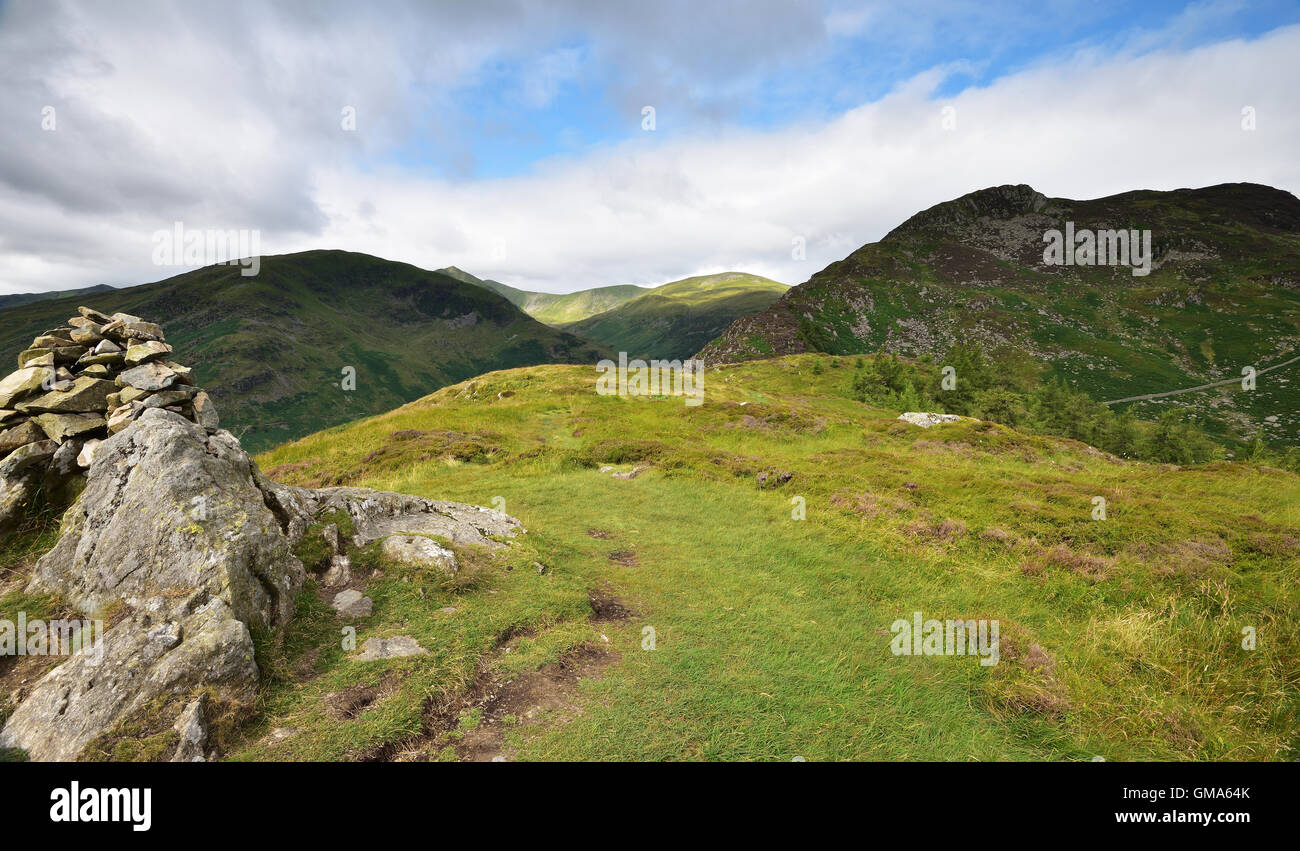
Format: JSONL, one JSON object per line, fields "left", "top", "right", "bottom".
{"left": 240, "top": 354, "right": 1300, "bottom": 761}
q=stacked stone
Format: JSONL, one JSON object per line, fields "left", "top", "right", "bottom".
{"left": 0, "top": 306, "right": 219, "bottom": 528}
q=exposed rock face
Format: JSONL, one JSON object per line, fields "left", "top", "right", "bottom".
{"left": 0, "top": 408, "right": 303, "bottom": 761}
{"left": 255, "top": 479, "right": 521, "bottom": 552}
{"left": 0, "top": 307, "right": 525, "bottom": 761}
{"left": 897, "top": 412, "right": 973, "bottom": 428}
{"left": 380, "top": 534, "right": 458, "bottom": 575}
{"left": 27, "top": 409, "right": 303, "bottom": 628}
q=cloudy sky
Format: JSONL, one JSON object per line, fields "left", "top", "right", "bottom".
{"left": 1, "top": 0, "right": 1298, "bottom": 295}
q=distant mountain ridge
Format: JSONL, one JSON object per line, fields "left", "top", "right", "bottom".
{"left": 437, "top": 267, "right": 648, "bottom": 326}
{"left": 698, "top": 182, "right": 1300, "bottom": 446}
{"left": 0, "top": 283, "right": 115, "bottom": 311}
{"left": 0, "top": 251, "right": 611, "bottom": 451}
{"left": 561, "top": 271, "right": 788, "bottom": 360}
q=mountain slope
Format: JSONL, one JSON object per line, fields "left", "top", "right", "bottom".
{"left": 437, "top": 266, "right": 647, "bottom": 326}
{"left": 0, "top": 283, "right": 115, "bottom": 311}
{"left": 698, "top": 183, "right": 1300, "bottom": 446}
{"left": 234, "top": 356, "right": 1298, "bottom": 761}
{"left": 0, "top": 251, "right": 611, "bottom": 451}
{"left": 561, "top": 272, "right": 788, "bottom": 360}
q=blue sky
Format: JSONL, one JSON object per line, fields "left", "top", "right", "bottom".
{"left": 402, "top": 0, "right": 1300, "bottom": 180}
{"left": 1, "top": 0, "right": 1299, "bottom": 294}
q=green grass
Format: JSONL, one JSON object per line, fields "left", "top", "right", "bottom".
{"left": 244, "top": 355, "right": 1300, "bottom": 761}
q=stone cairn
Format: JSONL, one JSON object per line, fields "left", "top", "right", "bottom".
{"left": 0, "top": 306, "right": 219, "bottom": 526}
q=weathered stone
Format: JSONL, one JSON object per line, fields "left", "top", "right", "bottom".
{"left": 381, "top": 534, "right": 458, "bottom": 575}
{"left": 897, "top": 412, "right": 972, "bottom": 428}
{"left": 170, "top": 695, "right": 209, "bottom": 762}
{"left": 118, "top": 361, "right": 178, "bottom": 392}
{"left": 192, "top": 391, "right": 219, "bottom": 431}
{"left": 52, "top": 345, "right": 89, "bottom": 364}
{"left": 15, "top": 376, "right": 116, "bottom": 414}
{"left": 0, "top": 408, "right": 23, "bottom": 427}
{"left": 104, "top": 319, "right": 164, "bottom": 342}
{"left": 43, "top": 438, "right": 87, "bottom": 504}
{"left": 0, "top": 419, "right": 45, "bottom": 456}
{"left": 31, "top": 412, "right": 106, "bottom": 443}
{"left": 76, "top": 351, "right": 125, "bottom": 367}
{"left": 106, "top": 404, "right": 139, "bottom": 434}
{"left": 323, "top": 554, "right": 352, "bottom": 586}
{"left": 77, "top": 306, "right": 114, "bottom": 324}
{"left": 119, "top": 385, "right": 148, "bottom": 404}
{"left": 80, "top": 363, "right": 111, "bottom": 378}
{"left": 68, "top": 325, "right": 104, "bottom": 345}
{"left": 32, "top": 334, "right": 72, "bottom": 349}
{"left": 320, "top": 523, "right": 341, "bottom": 553}
{"left": 0, "top": 366, "right": 51, "bottom": 408}
{"left": 0, "top": 439, "right": 57, "bottom": 533}
{"left": 140, "top": 389, "right": 193, "bottom": 410}
{"left": 356, "top": 635, "right": 427, "bottom": 661}
{"left": 163, "top": 362, "right": 194, "bottom": 385}
{"left": 331, "top": 589, "right": 373, "bottom": 618}
{"left": 0, "top": 437, "right": 56, "bottom": 477}
{"left": 124, "top": 340, "right": 174, "bottom": 366}
{"left": 0, "top": 410, "right": 308, "bottom": 761}
{"left": 0, "top": 601, "right": 256, "bottom": 762}
{"left": 17, "top": 348, "right": 52, "bottom": 368}
{"left": 76, "top": 437, "right": 101, "bottom": 468}
{"left": 92, "top": 338, "right": 122, "bottom": 355}
{"left": 28, "top": 409, "right": 304, "bottom": 624}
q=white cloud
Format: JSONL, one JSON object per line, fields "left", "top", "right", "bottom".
{"left": 299, "top": 25, "right": 1300, "bottom": 293}
{"left": 0, "top": 1, "right": 1296, "bottom": 296}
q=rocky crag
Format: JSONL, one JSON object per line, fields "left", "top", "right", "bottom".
{"left": 0, "top": 306, "right": 220, "bottom": 531}
{"left": 0, "top": 308, "right": 521, "bottom": 761}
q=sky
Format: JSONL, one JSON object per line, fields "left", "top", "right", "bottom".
{"left": 1, "top": 0, "right": 1298, "bottom": 295}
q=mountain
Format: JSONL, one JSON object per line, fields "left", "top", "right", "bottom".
{"left": 698, "top": 183, "right": 1300, "bottom": 446}
{"left": 0, "top": 251, "right": 611, "bottom": 451}
{"left": 560, "top": 272, "right": 788, "bottom": 360}
{"left": 0, "top": 283, "right": 115, "bottom": 311}
{"left": 437, "top": 266, "right": 647, "bottom": 326}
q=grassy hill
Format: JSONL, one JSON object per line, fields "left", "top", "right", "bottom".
{"left": 214, "top": 355, "right": 1299, "bottom": 761}
{"left": 699, "top": 183, "right": 1300, "bottom": 449}
{"left": 561, "top": 272, "right": 788, "bottom": 359}
{"left": 0, "top": 251, "right": 611, "bottom": 451}
{"left": 437, "top": 266, "right": 647, "bottom": 326}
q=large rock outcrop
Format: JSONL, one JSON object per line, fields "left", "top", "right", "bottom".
{"left": 0, "top": 408, "right": 304, "bottom": 761}
{"left": 0, "top": 309, "right": 524, "bottom": 761}
{"left": 0, "top": 306, "right": 219, "bottom": 533}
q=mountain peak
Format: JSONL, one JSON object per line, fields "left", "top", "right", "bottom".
{"left": 885, "top": 184, "right": 1050, "bottom": 240}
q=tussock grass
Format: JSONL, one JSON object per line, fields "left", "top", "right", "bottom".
{"left": 240, "top": 355, "right": 1299, "bottom": 761}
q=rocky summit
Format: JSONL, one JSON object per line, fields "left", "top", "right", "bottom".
{"left": 0, "top": 306, "right": 219, "bottom": 533}
{"left": 0, "top": 308, "right": 523, "bottom": 761}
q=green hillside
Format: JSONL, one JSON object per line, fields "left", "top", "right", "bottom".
{"left": 225, "top": 356, "right": 1298, "bottom": 761}
{"left": 437, "top": 266, "right": 647, "bottom": 326}
{"left": 562, "top": 272, "right": 788, "bottom": 359}
{"left": 0, "top": 283, "right": 115, "bottom": 311}
{"left": 0, "top": 251, "right": 611, "bottom": 452}
{"left": 699, "top": 183, "right": 1300, "bottom": 450}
